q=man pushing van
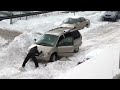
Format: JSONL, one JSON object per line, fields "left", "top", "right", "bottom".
{"left": 19, "top": 46, "right": 42, "bottom": 71}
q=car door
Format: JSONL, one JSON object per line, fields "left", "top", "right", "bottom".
{"left": 57, "top": 37, "right": 74, "bottom": 57}
{"left": 71, "top": 30, "right": 82, "bottom": 48}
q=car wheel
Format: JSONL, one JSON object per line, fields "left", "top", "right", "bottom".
{"left": 86, "top": 24, "right": 89, "bottom": 28}
{"left": 82, "top": 27, "right": 84, "bottom": 29}
{"left": 112, "top": 17, "right": 117, "bottom": 22}
{"left": 74, "top": 48, "right": 79, "bottom": 53}
{"left": 74, "top": 27, "right": 76, "bottom": 29}
{"left": 103, "top": 18, "right": 106, "bottom": 21}
{"left": 50, "top": 53, "right": 57, "bottom": 62}
{"left": 112, "top": 18, "right": 116, "bottom": 22}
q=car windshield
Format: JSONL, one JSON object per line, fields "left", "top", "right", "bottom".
{"left": 63, "top": 18, "right": 78, "bottom": 24}
{"left": 35, "top": 34, "right": 59, "bottom": 47}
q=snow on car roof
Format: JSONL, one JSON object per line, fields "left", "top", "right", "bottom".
{"left": 45, "top": 27, "right": 73, "bottom": 36}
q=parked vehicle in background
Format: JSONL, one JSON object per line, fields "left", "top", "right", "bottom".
{"left": 60, "top": 17, "right": 90, "bottom": 30}
{"left": 101, "top": 11, "right": 120, "bottom": 22}
{"left": 29, "top": 27, "right": 82, "bottom": 62}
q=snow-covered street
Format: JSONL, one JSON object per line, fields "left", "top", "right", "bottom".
{"left": 0, "top": 11, "right": 120, "bottom": 79}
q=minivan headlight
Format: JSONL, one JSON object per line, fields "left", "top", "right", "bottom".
{"left": 42, "top": 52, "right": 49, "bottom": 56}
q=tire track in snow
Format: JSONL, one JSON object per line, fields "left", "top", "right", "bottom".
{"left": 82, "top": 22, "right": 120, "bottom": 48}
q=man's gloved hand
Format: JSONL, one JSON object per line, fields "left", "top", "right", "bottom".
{"left": 40, "top": 51, "right": 42, "bottom": 54}
{"left": 35, "top": 51, "right": 43, "bottom": 56}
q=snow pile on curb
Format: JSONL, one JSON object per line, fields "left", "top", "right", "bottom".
{"left": 0, "top": 32, "right": 41, "bottom": 66}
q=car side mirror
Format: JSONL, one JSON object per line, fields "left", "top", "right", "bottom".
{"left": 34, "top": 39, "right": 37, "bottom": 41}
{"left": 34, "top": 39, "right": 37, "bottom": 43}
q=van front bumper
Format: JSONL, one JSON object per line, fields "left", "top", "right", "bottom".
{"left": 35, "top": 54, "right": 50, "bottom": 62}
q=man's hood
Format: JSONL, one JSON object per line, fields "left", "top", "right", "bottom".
{"left": 28, "top": 44, "right": 37, "bottom": 51}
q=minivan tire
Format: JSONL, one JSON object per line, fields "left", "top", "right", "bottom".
{"left": 86, "top": 24, "right": 89, "bottom": 28}
{"left": 74, "top": 48, "right": 79, "bottom": 53}
{"left": 50, "top": 53, "right": 57, "bottom": 62}
{"left": 112, "top": 16, "right": 117, "bottom": 22}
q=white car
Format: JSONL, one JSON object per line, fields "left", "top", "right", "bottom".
{"left": 60, "top": 17, "right": 90, "bottom": 30}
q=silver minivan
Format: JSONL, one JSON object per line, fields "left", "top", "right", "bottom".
{"left": 29, "top": 27, "right": 82, "bottom": 62}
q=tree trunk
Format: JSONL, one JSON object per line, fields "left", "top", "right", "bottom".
{"left": 26, "top": 16, "right": 27, "bottom": 20}
{"left": 74, "top": 12, "right": 75, "bottom": 16}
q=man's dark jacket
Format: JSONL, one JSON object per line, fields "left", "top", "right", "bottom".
{"left": 29, "top": 46, "right": 42, "bottom": 56}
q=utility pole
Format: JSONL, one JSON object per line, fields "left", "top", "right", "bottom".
{"left": 10, "top": 11, "right": 13, "bottom": 24}
{"left": 74, "top": 11, "right": 75, "bottom": 16}
{"left": 10, "top": 18, "right": 12, "bottom": 24}
{"left": 20, "top": 11, "right": 21, "bottom": 20}
{"left": 119, "top": 51, "right": 120, "bottom": 69}
{"left": 26, "top": 16, "right": 28, "bottom": 20}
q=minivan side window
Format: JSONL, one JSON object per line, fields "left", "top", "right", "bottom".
{"left": 58, "top": 37, "right": 73, "bottom": 46}
{"left": 56, "top": 35, "right": 64, "bottom": 46}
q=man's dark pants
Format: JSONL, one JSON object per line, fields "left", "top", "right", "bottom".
{"left": 22, "top": 53, "right": 39, "bottom": 68}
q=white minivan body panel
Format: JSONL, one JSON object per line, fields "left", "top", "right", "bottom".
{"left": 57, "top": 46, "right": 74, "bottom": 56}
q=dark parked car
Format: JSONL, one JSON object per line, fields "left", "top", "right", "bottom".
{"left": 101, "top": 11, "right": 120, "bottom": 22}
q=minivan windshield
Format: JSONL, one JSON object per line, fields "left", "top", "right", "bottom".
{"left": 35, "top": 34, "right": 59, "bottom": 47}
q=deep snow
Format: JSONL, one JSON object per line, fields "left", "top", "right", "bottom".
{"left": 0, "top": 11, "right": 120, "bottom": 79}
{"left": 55, "top": 45, "right": 120, "bottom": 79}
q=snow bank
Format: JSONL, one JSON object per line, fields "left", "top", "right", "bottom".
{"left": 55, "top": 45, "right": 120, "bottom": 79}
{"left": 82, "top": 48, "right": 104, "bottom": 61}
{"left": 0, "top": 32, "right": 41, "bottom": 66}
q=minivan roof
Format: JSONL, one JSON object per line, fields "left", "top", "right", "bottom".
{"left": 45, "top": 27, "right": 74, "bottom": 36}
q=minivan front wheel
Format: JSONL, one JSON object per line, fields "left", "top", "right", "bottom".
{"left": 50, "top": 53, "right": 57, "bottom": 62}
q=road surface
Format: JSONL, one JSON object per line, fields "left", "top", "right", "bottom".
{"left": 0, "top": 29, "right": 21, "bottom": 42}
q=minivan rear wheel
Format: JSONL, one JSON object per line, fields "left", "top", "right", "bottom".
{"left": 112, "top": 16, "right": 117, "bottom": 22}
{"left": 50, "top": 53, "right": 57, "bottom": 62}
{"left": 86, "top": 24, "right": 89, "bottom": 28}
{"left": 74, "top": 48, "right": 79, "bottom": 53}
